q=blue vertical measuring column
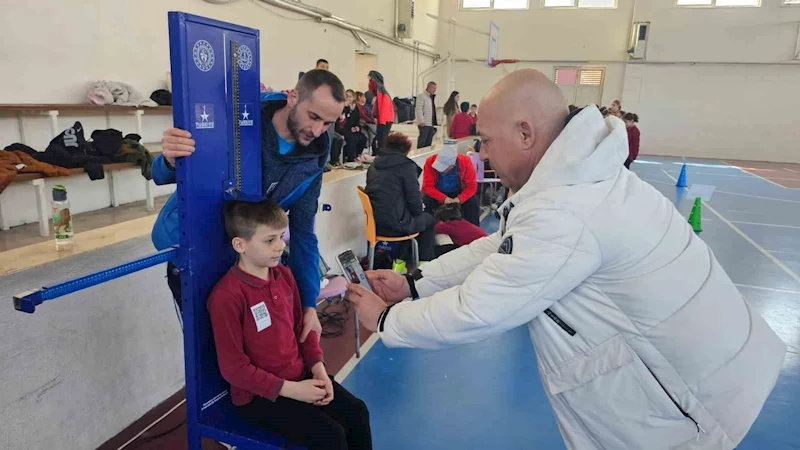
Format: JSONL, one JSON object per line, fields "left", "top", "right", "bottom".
{"left": 168, "top": 11, "right": 261, "bottom": 449}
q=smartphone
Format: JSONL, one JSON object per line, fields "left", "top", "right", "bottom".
{"left": 336, "top": 249, "right": 373, "bottom": 292}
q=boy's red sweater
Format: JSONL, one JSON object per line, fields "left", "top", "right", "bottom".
{"left": 435, "top": 219, "right": 487, "bottom": 247}
{"left": 207, "top": 264, "right": 324, "bottom": 405}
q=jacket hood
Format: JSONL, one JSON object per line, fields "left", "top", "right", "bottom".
{"left": 373, "top": 150, "right": 420, "bottom": 174}
{"left": 518, "top": 105, "right": 628, "bottom": 197}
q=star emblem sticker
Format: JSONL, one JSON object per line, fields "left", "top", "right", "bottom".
{"left": 200, "top": 106, "right": 209, "bottom": 122}
{"left": 241, "top": 105, "right": 250, "bottom": 120}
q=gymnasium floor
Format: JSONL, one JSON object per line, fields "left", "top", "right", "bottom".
{"left": 341, "top": 157, "right": 800, "bottom": 450}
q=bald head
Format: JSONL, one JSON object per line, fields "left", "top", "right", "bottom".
{"left": 477, "top": 69, "right": 568, "bottom": 191}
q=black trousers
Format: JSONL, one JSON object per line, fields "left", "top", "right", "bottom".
{"left": 423, "top": 193, "right": 481, "bottom": 227}
{"left": 375, "top": 123, "right": 392, "bottom": 151}
{"left": 624, "top": 159, "right": 633, "bottom": 169}
{"left": 237, "top": 376, "right": 372, "bottom": 450}
{"left": 377, "top": 212, "right": 436, "bottom": 262}
{"left": 167, "top": 261, "right": 182, "bottom": 312}
{"left": 417, "top": 126, "right": 435, "bottom": 149}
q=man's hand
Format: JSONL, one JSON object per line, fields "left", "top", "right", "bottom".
{"left": 161, "top": 128, "right": 195, "bottom": 167}
{"left": 444, "top": 197, "right": 461, "bottom": 205}
{"left": 311, "top": 362, "right": 333, "bottom": 406}
{"left": 346, "top": 284, "right": 388, "bottom": 333}
{"left": 279, "top": 379, "right": 327, "bottom": 404}
{"left": 366, "top": 270, "right": 411, "bottom": 303}
{"left": 299, "top": 307, "right": 322, "bottom": 343}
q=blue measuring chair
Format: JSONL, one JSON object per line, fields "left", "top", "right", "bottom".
{"left": 14, "top": 12, "right": 306, "bottom": 450}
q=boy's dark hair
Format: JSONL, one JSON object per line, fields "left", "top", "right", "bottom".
{"left": 435, "top": 203, "right": 463, "bottom": 222}
{"left": 470, "top": 104, "right": 477, "bottom": 108}
{"left": 623, "top": 112, "right": 639, "bottom": 123}
{"left": 296, "top": 69, "right": 345, "bottom": 103}
{"left": 223, "top": 199, "right": 288, "bottom": 241}
{"left": 355, "top": 91, "right": 365, "bottom": 98}
{"left": 316, "top": 58, "right": 329, "bottom": 66}
{"left": 460, "top": 101, "right": 470, "bottom": 113}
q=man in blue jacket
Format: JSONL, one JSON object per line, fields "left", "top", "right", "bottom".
{"left": 152, "top": 69, "right": 345, "bottom": 341}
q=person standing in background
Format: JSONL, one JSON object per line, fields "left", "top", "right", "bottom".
{"left": 449, "top": 102, "right": 475, "bottom": 140}
{"left": 623, "top": 112, "right": 640, "bottom": 169}
{"left": 415, "top": 81, "right": 438, "bottom": 149}
{"left": 442, "top": 91, "right": 460, "bottom": 139}
{"left": 368, "top": 70, "right": 394, "bottom": 151}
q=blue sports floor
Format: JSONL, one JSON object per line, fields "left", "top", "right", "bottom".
{"left": 342, "top": 157, "right": 800, "bottom": 449}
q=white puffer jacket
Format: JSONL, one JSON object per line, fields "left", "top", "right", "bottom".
{"left": 378, "top": 106, "right": 786, "bottom": 449}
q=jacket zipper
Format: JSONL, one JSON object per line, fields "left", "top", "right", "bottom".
{"left": 642, "top": 364, "right": 705, "bottom": 436}
{"left": 544, "top": 308, "right": 576, "bottom": 336}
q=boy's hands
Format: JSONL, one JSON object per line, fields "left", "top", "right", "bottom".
{"left": 280, "top": 379, "right": 327, "bottom": 404}
{"left": 311, "top": 362, "right": 334, "bottom": 406}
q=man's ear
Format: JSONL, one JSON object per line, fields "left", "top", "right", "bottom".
{"left": 286, "top": 89, "right": 299, "bottom": 108}
{"left": 231, "top": 237, "right": 246, "bottom": 254}
{"left": 519, "top": 120, "right": 535, "bottom": 151}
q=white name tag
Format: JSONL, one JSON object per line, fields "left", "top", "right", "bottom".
{"left": 250, "top": 302, "right": 272, "bottom": 332}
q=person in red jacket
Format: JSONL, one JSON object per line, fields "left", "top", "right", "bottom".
{"left": 421, "top": 145, "right": 480, "bottom": 226}
{"left": 434, "top": 203, "right": 487, "bottom": 247}
{"left": 207, "top": 199, "right": 372, "bottom": 450}
{"left": 623, "top": 112, "right": 640, "bottom": 169}
{"left": 368, "top": 70, "right": 394, "bottom": 152}
{"left": 449, "top": 102, "right": 476, "bottom": 139}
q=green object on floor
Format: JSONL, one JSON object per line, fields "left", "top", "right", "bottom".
{"left": 688, "top": 197, "right": 703, "bottom": 233}
{"left": 392, "top": 259, "right": 407, "bottom": 274}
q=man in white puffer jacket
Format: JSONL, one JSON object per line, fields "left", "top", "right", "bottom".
{"left": 346, "top": 69, "right": 786, "bottom": 449}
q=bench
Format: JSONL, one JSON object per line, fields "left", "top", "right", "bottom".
{"left": 0, "top": 103, "right": 171, "bottom": 236}
{"left": 0, "top": 150, "right": 162, "bottom": 237}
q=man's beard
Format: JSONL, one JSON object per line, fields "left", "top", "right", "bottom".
{"left": 287, "top": 106, "right": 310, "bottom": 145}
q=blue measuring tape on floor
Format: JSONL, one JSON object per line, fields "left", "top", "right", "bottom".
{"left": 13, "top": 12, "right": 300, "bottom": 449}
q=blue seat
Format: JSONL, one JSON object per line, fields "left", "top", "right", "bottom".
{"left": 199, "top": 399, "right": 305, "bottom": 449}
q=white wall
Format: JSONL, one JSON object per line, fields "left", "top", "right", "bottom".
{"left": 0, "top": 0, "right": 441, "bottom": 229}
{"left": 431, "top": 0, "right": 800, "bottom": 163}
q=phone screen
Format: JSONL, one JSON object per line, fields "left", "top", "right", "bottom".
{"left": 337, "top": 250, "right": 373, "bottom": 292}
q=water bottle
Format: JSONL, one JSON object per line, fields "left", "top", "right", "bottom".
{"left": 51, "top": 185, "right": 74, "bottom": 250}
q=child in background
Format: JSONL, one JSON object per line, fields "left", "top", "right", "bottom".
{"left": 434, "top": 202, "right": 487, "bottom": 247}
{"left": 449, "top": 101, "right": 475, "bottom": 139}
{"left": 208, "top": 199, "right": 372, "bottom": 450}
{"left": 623, "top": 112, "right": 640, "bottom": 169}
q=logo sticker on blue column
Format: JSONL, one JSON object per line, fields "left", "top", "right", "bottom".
{"left": 239, "top": 103, "right": 254, "bottom": 126}
{"left": 193, "top": 40, "right": 215, "bottom": 72}
{"left": 195, "top": 104, "right": 215, "bottom": 129}
{"left": 237, "top": 45, "right": 253, "bottom": 71}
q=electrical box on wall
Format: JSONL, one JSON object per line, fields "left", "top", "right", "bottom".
{"left": 628, "top": 22, "right": 649, "bottom": 60}
{"left": 397, "top": 0, "right": 415, "bottom": 39}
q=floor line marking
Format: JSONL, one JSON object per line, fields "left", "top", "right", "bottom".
{"left": 735, "top": 284, "right": 800, "bottom": 295}
{"left": 661, "top": 171, "right": 800, "bottom": 287}
{"left": 724, "top": 210, "right": 765, "bottom": 216}
{"left": 712, "top": 190, "right": 800, "bottom": 205}
{"left": 785, "top": 168, "right": 800, "bottom": 174}
{"left": 728, "top": 221, "right": 800, "bottom": 230}
{"left": 767, "top": 249, "right": 800, "bottom": 256}
{"left": 662, "top": 170, "right": 800, "bottom": 181}
{"left": 720, "top": 161, "right": 794, "bottom": 189}
{"left": 335, "top": 333, "right": 380, "bottom": 383}
{"left": 118, "top": 399, "right": 187, "bottom": 450}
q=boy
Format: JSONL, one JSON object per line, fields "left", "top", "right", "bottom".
{"left": 208, "top": 199, "right": 372, "bottom": 450}
{"left": 434, "top": 203, "right": 487, "bottom": 248}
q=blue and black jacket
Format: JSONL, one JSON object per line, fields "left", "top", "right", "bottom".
{"left": 151, "top": 92, "right": 329, "bottom": 308}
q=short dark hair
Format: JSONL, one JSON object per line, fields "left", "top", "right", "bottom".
{"left": 346, "top": 89, "right": 355, "bottom": 96}
{"left": 435, "top": 203, "right": 462, "bottom": 222}
{"left": 460, "top": 102, "right": 470, "bottom": 113}
{"left": 427, "top": 81, "right": 437, "bottom": 88}
{"left": 470, "top": 104, "right": 477, "bottom": 108}
{"left": 622, "top": 112, "right": 639, "bottom": 123}
{"left": 296, "top": 69, "right": 345, "bottom": 103}
{"left": 316, "top": 58, "right": 329, "bottom": 67}
{"left": 223, "top": 199, "right": 288, "bottom": 241}
{"left": 355, "top": 91, "right": 365, "bottom": 98}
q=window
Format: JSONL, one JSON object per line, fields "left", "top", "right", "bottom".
{"left": 543, "top": 0, "right": 617, "bottom": 8}
{"left": 676, "top": 0, "right": 759, "bottom": 6}
{"left": 555, "top": 67, "right": 606, "bottom": 106}
{"left": 784, "top": 0, "right": 800, "bottom": 4}
{"left": 462, "top": 0, "right": 529, "bottom": 9}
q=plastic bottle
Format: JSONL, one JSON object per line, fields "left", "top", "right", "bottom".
{"left": 51, "top": 185, "right": 74, "bottom": 250}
